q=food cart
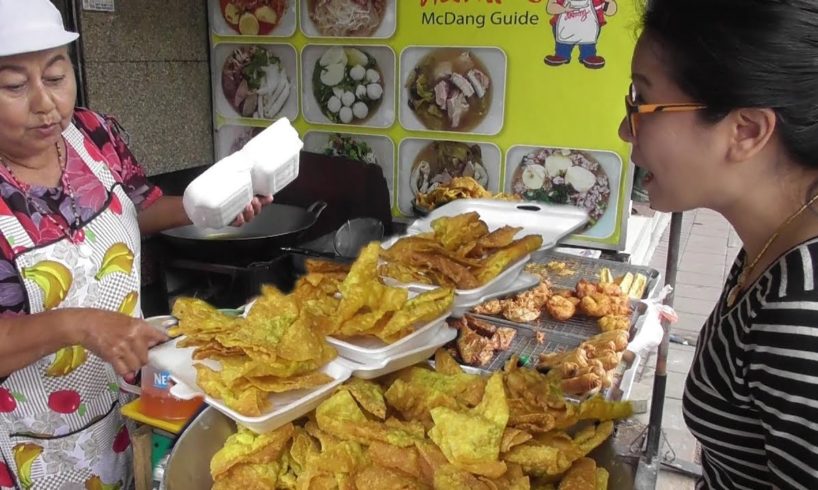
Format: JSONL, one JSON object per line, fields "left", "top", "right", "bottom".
{"left": 120, "top": 1, "right": 688, "bottom": 488}
{"left": 122, "top": 199, "right": 677, "bottom": 489}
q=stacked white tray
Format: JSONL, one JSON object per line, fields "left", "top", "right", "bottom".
{"left": 148, "top": 307, "right": 457, "bottom": 433}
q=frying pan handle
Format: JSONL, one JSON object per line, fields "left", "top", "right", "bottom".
{"left": 279, "top": 246, "right": 338, "bottom": 259}
{"left": 306, "top": 201, "right": 328, "bottom": 219}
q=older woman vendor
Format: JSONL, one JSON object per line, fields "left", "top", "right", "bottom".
{"left": 0, "top": 1, "right": 271, "bottom": 487}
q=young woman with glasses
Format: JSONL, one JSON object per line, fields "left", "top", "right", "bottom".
{"left": 620, "top": 1, "right": 818, "bottom": 488}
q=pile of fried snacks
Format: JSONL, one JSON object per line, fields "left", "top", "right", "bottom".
{"left": 209, "top": 350, "right": 632, "bottom": 489}
{"left": 415, "top": 176, "right": 520, "bottom": 211}
{"left": 169, "top": 244, "right": 454, "bottom": 417}
{"left": 380, "top": 212, "right": 543, "bottom": 289}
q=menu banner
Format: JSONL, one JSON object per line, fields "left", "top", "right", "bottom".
{"left": 206, "top": 0, "right": 639, "bottom": 249}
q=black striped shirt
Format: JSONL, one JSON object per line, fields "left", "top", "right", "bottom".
{"left": 684, "top": 239, "right": 818, "bottom": 489}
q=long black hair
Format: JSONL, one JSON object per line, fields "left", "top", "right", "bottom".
{"left": 642, "top": 0, "right": 818, "bottom": 171}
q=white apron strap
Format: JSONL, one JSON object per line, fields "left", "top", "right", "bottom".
{"left": 0, "top": 212, "right": 34, "bottom": 252}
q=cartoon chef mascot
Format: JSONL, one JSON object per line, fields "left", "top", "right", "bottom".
{"left": 544, "top": 0, "right": 618, "bottom": 69}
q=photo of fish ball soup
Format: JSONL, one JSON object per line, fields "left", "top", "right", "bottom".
{"left": 404, "top": 47, "right": 502, "bottom": 133}
{"left": 304, "top": 45, "right": 394, "bottom": 127}
{"left": 219, "top": 45, "right": 297, "bottom": 121}
{"left": 215, "top": 0, "right": 295, "bottom": 36}
{"left": 398, "top": 138, "right": 501, "bottom": 216}
{"left": 507, "top": 147, "right": 616, "bottom": 233}
{"left": 304, "top": 0, "right": 392, "bottom": 38}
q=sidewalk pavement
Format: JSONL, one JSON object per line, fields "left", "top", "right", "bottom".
{"left": 631, "top": 209, "right": 741, "bottom": 489}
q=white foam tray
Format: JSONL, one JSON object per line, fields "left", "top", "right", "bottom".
{"left": 450, "top": 271, "right": 540, "bottom": 318}
{"left": 380, "top": 200, "right": 585, "bottom": 305}
{"left": 149, "top": 338, "right": 351, "bottom": 434}
{"left": 406, "top": 199, "right": 589, "bottom": 250}
{"left": 327, "top": 311, "right": 450, "bottom": 364}
{"left": 379, "top": 238, "right": 530, "bottom": 305}
{"left": 343, "top": 326, "right": 458, "bottom": 380}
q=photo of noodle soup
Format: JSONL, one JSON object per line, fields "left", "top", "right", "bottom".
{"left": 300, "top": 0, "right": 396, "bottom": 38}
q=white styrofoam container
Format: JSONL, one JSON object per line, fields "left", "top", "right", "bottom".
{"left": 407, "top": 199, "right": 589, "bottom": 250}
{"left": 244, "top": 118, "right": 303, "bottom": 196}
{"left": 149, "top": 338, "right": 351, "bottom": 434}
{"left": 182, "top": 153, "right": 254, "bottom": 229}
{"left": 182, "top": 118, "right": 303, "bottom": 229}
{"left": 450, "top": 271, "right": 540, "bottom": 317}
{"left": 345, "top": 326, "right": 458, "bottom": 380}
{"left": 326, "top": 311, "right": 451, "bottom": 364}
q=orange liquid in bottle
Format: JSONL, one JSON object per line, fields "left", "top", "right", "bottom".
{"left": 139, "top": 366, "right": 203, "bottom": 421}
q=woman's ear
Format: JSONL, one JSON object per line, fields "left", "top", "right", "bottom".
{"left": 725, "top": 107, "right": 777, "bottom": 163}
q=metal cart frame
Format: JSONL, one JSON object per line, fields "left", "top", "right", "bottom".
{"left": 634, "top": 211, "right": 698, "bottom": 488}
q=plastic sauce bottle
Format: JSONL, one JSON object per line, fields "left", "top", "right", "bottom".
{"left": 139, "top": 365, "right": 202, "bottom": 421}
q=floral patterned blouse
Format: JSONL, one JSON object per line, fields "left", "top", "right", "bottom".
{"left": 0, "top": 108, "right": 162, "bottom": 316}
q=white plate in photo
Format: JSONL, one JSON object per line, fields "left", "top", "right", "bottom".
{"left": 300, "top": 0, "right": 396, "bottom": 39}
{"left": 397, "top": 138, "right": 502, "bottom": 216}
{"left": 214, "top": 43, "right": 299, "bottom": 122}
{"left": 302, "top": 44, "right": 396, "bottom": 129}
{"left": 504, "top": 145, "right": 623, "bottom": 239}
{"left": 399, "top": 46, "right": 507, "bottom": 136}
{"left": 209, "top": 0, "right": 297, "bottom": 37}
{"left": 303, "top": 131, "right": 396, "bottom": 199}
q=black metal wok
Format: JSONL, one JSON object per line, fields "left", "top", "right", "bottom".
{"left": 159, "top": 201, "right": 327, "bottom": 262}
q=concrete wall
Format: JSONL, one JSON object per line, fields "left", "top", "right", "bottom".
{"left": 78, "top": 1, "right": 214, "bottom": 175}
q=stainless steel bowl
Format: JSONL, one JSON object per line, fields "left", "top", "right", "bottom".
{"left": 163, "top": 407, "right": 236, "bottom": 489}
{"left": 162, "top": 397, "right": 638, "bottom": 489}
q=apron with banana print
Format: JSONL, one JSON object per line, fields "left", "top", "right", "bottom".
{"left": 0, "top": 124, "right": 142, "bottom": 490}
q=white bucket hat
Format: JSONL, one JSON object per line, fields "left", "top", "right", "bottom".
{"left": 0, "top": 0, "right": 79, "bottom": 57}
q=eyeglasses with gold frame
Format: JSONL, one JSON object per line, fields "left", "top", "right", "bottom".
{"left": 625, "top": 83, "right": 707, "bottom": 139}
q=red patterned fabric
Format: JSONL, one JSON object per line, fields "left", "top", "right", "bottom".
{"left": 0, "top": 108, "right": 162, "bottom": 316}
